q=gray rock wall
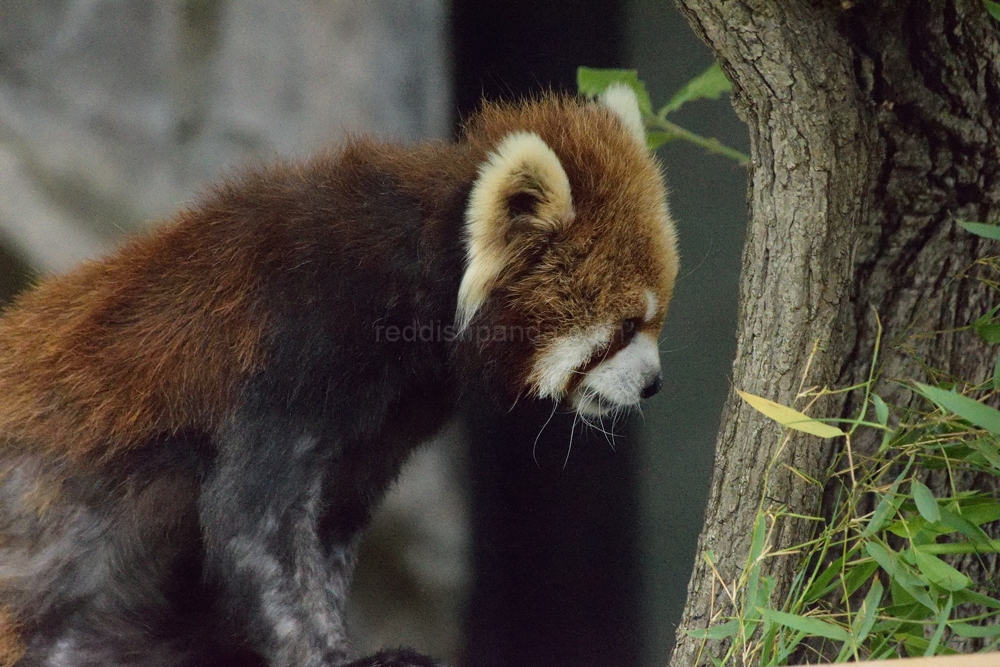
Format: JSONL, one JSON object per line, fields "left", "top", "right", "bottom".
{"left": 0, "top": 1, "right": 466, "bottom": 662}
{"left": 0, "top": 0, "right": 450, "bottom": 270}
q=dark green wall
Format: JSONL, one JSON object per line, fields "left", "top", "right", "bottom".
{"left": 626, "top": 2, "right": 748, "bottom": 665}
{"left": 451, "top": 2, "right": 748, "bottom": 664}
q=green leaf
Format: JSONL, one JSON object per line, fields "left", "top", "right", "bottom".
{"left": 645, "top": 130, "right": 674, "bottom": 151}
{"left": 953, "top": 588, "right": 1000, "bottom": 609}
{"left": 661, "top": 62, "right": 732, "bottom": 114}
{"left": 872, "top": 394, "right": 889, "bottom": 426}
{"left": 686, "top": 619, "right": 741, "bottom": 640}
{"left": 854, "top": 580, "right": 883, "bottom": 641}
{"left": 910, "top": 480, "right": 940, "bottom": 523}
{"left": 867, "top": 542, "right": 937, "bottom": 611}
{"left": 838, "top": 580, "right": 883, "bottom": 661}
{"left": 757, "top": 608, "right": 850, "bottom": 642}
{"left": 737, "top": 390, "right": 845, "bottom": 438}
{"left": 976, "top": 323, "right": 1000, "bottom": 344}
{"left": 950, "top": 622, "right": 1000, "bottom": 638}
{"left": 913, "top": 382, "right": 1000, "bottom": 434}
{"left": 866, "top": 542, "right": 897, "bottom": 576}
{"left": 938, "top": 506, "right": 993, "bottom": 549}
{"left": 978, "top": 323, "right": 1000, "bottom": 344}
{"left": 887, "top": 516, "right": 939, "bottom": 540}
{"left": 924, "top": 594, "right": 953, "bottom": 657}
{"left": 576, "top": 67, "right": 653, "bottom": 115}
{"left": 842, "top": 559, "right": 880, "bottom": 599}
{"left": 745, "top": 517, "right": 769, "bottom": 623}
{"left": 900, "top": 633, "right": 959, "bottom": 657}
{"left": 911, "top": 549, "right": 971, "bottom": 591}
{"left": 972, "top": 436, "right": 1000, "bottom": 472}
{"left": 973, "top": 304, "right": 1000, "bottom": 328}
{"left": 994, "top": 353, "right": 1000, "bottom": 390}
{"left": 865, "top": 488, "right": 906, "bottom": 537}
{"left": 869, "top": 462, "right": 915, "bottom": 535}
{"left": 956, "top": 496, "right": 1000, "bottom": 525}
{"left": 803, "top": 552, "right": 849, "bottom": 602}
{"left": 985, "top": 0, "right": 1000, "bottom": 22}
{"left": 973, "top": 305, "right": 1000, "bottom": 344}
{"left": 958, "top": 219, "right": 1000, "bottom": 239}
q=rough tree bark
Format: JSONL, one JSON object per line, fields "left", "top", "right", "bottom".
{"left": 668, "top": 1, "right": 1000, "bottom": 665}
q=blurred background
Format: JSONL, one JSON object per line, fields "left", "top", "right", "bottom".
{"left": 0, "top": 2, "right": 747, "bottom": 666}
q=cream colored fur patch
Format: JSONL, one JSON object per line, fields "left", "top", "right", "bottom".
{"left": 456, "top": 132, "right": 573, "bottom": 332}
{"left": 643, "top": 289, "right": 659, "bottom": 323}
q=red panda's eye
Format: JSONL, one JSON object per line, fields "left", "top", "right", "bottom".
{"left": 620, "top": 317, "right": 639, "bottom": 343}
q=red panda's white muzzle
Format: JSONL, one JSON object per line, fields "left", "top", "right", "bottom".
{"left": 567, "top": 331, "right": 662, "bottom": 418}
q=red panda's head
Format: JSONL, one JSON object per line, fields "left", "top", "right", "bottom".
{"left": 455, "top": 86, "right": 679, "bottom": 417}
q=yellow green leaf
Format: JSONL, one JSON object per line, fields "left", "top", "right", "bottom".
{"left": 736, "top": 390, "right": 845, "bottom": 438}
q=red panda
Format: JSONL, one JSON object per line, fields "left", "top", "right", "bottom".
{"left": 0, "top": 86, "right": 678, "bottom": 667}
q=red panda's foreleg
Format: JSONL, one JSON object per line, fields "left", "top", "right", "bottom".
{"left": 198, "top": 411, "right": 356, "bottom": 666}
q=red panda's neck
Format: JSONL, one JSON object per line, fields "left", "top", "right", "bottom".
{"left": 370, "top": 140, "right": 483, "bottom": 329}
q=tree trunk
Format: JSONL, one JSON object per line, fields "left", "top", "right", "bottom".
{"left": 668, "top": 1, "right": 1000, "bottom": 664}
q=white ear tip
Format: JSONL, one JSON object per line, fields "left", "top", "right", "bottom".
{"left": 599, "top": 83, "right": 646, "bottom": 148}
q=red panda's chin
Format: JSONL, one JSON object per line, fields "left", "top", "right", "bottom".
{"left": 566, "top": 388, "right": 625, "bottom": 418}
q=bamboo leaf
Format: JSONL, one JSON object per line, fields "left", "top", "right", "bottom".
{"left": 986, "top": 0, "right": 1000, "bottom": 21}
{"left": 974, "top": 305, "right": 1000, "bottom": 344}
{"left": 757, "top": 608, "right": 850, "bottom": 642}
{"left": 938, "top": 506, "right": 993, "bottom": 549}
{"left": 736, "top": 390, "right": 845, "bottom": 438}
{"left": 953, "top": 588, "right": 1000, "bottom": 609}
{"left": 645, "top": 130, "right": 674, "bottom": 150}
{"left": 913, "top": 383, "right": 1000, "bottom": 434}
{"left": 950, "top": 622, "right": 1000, "bottom": 638}
{"left": 803, "top": 552, "right": 848, "bottom": 602}
{"left": 975, "top": 322, "right": 1000, "bottom": 344}
{"left": 956, "top": 496, "right": 1000, "bottom": 526}
{"left": 661, "top": 62, "right": 732, "bottom": 114}
{"left": 911, "top": 549, "right": 971, "bottom": 592}
{"left": 872, "top": 394, "right": 889, "bottom": 426}
{"left": 857, "top": 581, "right": 884, "bottom": 642}
{"left": 686, "top": 619, "right": 741, "bottom": 640}
{"left": 924, "top": 594, "right": 953, "bottom": 656}
{"left": 864, "top": 471, "right": 908, "bottom": 537}
{"left": 838, "top": 580, "right": 883, "bottom": 661}
{"left": 843, "top": 559, "right": 880, "bottom": 599}
{"left": 972, "top": 436, "right": 1000, "bottom": 472}
{"left": 910, "top": 480, "right": 941, "bottom": 523}
{"left": 958, "top": 219, "right": 1000, "bottom": 239}
{"left": 868, "top": 542, "right": 937, "bottom": 611}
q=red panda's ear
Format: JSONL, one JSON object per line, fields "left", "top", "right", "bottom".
{"left": 456, "top": 131, "right": 574, "bottom": 332}
{"left": 599, "top": 83, "right": 647, "bottom": 149}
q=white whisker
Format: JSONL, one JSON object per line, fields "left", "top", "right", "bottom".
{"left": 564, "top": 411, "right": 581, "bottom": 470}
{"left": 533, "top": 401, "right": 559, "bottom": 467}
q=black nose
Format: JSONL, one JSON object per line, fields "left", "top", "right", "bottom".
{"left": 640, "top": 373, "right": 663, "bottom": 399}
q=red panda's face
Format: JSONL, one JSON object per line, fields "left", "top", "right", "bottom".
{"left": 457, "top": 87, "right": 679, "bottom": 417}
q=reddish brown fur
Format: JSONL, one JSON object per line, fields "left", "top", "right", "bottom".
{"left": 458, "top": 97, "right": 676, "bottom": 396}
{"left": 0, "top": 95, "right": 669, "bottom": 461}
{"left": 466, "top": 96, "right": 674, "bottom": 328}
{"left": 0, "top": 94, "right": 674, "bottom": 666}
{"left": 0, "top": 216, "right": 268, "bottom": 461}
{"left": 0, "top": 143, "right": 479, "bottom": 464}
{"left": 0, "top": 607, "right": 24, "bottom": 667}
